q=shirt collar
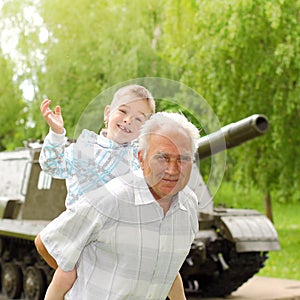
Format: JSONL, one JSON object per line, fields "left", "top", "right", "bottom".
{"left": 97, "top": 130, "right": 136, "bottom": 149}
{"left": 133, "top": 170, "right": 156, "bottom": 205}
{"left": 177, "top": 191, "right": 188, "bottom": 211}
{"left": 133, "top": 170, "right": 188, "bottom": 211}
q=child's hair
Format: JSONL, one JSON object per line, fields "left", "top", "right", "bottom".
{"left": 110, "top": 84, "right": 155, "bottom": 114}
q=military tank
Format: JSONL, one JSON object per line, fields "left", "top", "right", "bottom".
{"left": 0, "top": 114, "right": 279, "bottom": 299}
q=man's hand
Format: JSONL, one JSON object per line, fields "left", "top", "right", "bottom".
{"left": 40, "top": 99, "right": 64, "bottom": 134}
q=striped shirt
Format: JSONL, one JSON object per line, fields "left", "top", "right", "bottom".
{"left": 40, "top": 171, "right": 198, "bottom": 300}
{"left": 39, "top": 129, "right": 139, "bottom": 207}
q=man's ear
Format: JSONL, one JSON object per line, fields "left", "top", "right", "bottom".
{"left": 104, "top": 105, "right": 110, "bottom": 127}
{"left": 138, "top": 151, "right": 144, "bottom": 169}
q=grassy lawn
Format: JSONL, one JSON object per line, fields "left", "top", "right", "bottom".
{"left": 214, "top": 182, "right": 300, "bottom": 281}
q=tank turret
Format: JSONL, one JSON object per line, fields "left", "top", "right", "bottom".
{"left": 0, "top": 114, "right": 279, "bottom": 299}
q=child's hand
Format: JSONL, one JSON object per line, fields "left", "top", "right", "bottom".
{"left": 40, "top": 99, "right": 64, "bottom": 134}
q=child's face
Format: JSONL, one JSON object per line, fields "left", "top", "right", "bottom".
{"left": 105, "top": 99, "right": 152, "bottom": 144}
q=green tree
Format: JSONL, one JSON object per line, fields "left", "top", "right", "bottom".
{"left": 0, "top": 54, "right": 27, "bottom": 150}
{"left": 161, "top": 0, "right": 300, "bottom": 203}
{"left": 0, "top": 0, "right": 47, "bottom": 148}
{"left": 1, "top": 0, "right": 177, "bottom": 141}
{"left": 31, "top": 0, "right": 175, "bottom": 138}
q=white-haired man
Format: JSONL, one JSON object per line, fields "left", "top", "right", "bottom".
{"left": 35, "top": 112, "right": 200, "bottom": 300}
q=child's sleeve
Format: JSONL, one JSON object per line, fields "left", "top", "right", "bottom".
{"left": 39, "top": 128, "right": 75, "bottom": 179}
{"left": 131, "top": 143, "right": 140, "bottom": 171}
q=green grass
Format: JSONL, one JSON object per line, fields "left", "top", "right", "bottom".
{"left": 214, "top": 182, "right": 300, "bottom": 281}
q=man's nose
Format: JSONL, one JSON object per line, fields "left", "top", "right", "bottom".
{"left": 165, "top": 159, "right": 180, "bottom": 174}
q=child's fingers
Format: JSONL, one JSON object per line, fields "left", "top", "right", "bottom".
{"left": 44, "top": 109, "right": 53, "bottom": 118}
{"left": 40, "top": 99, "right": 51, "bottom": 114}
{"left": 55, "top": 105, "right": 61, "bottom": 115}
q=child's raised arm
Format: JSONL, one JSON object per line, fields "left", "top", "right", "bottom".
{"left": 39, "top": 98, "right": 74, "bottom": 181}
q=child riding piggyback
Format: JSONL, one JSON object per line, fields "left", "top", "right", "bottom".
{"left": 39, "top": 84, "right": 155, "bottom": 207}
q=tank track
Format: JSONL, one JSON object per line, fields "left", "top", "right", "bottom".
{"left": 184, "top": 248, "right": 268, "bottom": 297}
{"left": 0, "top": 235, "right": 53, "bottom": 300}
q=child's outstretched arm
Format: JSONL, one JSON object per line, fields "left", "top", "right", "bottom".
{"left": 40, "top": 99, "right": 64, "bottom": 134}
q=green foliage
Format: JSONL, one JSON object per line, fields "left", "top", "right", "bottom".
{"left": 33, "top": 0, "right": 176, "bottom": 138}
{"left": 161, "top": 0, "right": 300, "bottom": 202}
{"left": 0, "top": 54, "right": 27, "bottom": 150}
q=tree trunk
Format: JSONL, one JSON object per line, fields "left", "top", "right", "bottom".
{"left": 265, "top": 191, "right": 273, "bottom": 223}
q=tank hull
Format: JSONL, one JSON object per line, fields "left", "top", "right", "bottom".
{"left": 181, "top": 208, "right": 279, "bottom": 297}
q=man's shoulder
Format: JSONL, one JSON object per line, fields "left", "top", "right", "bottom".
{"left": 82, "top": 171, "right": 147, "bottom": 220}
{"left": 105, "top": 170, "right": 145, "bottom": 191}
{"left": 85, "top": 171, "right": 144, "bottom": 201}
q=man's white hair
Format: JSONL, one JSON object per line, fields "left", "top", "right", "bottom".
{"left": 138, "top": 111, "right": 200, "bottom": 155}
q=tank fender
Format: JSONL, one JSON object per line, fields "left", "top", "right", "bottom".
{"left": 220, "top": 214, "right": 280, "bottom": 252}
{"left": 0, "top": 219, "right": 50, "bottom": 240}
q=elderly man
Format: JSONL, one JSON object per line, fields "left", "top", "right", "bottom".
{"left": 35, "top": 112, "right": 200, "bottom": 300}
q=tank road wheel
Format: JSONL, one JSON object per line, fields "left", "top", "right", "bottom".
{"left": 23, "top": 266, "right": 46, "bottom": 300}
{"left": 1, "top": 262, "right": 23, "bottom": 299}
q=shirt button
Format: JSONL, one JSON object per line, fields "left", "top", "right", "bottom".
{"left": 160, "top": 243, "right": 166, "bottom": 251}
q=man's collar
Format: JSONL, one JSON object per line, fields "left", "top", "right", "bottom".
{"left": 133, "top": 170, "right": 188, "bottom": 211}
{"left": 133, "top": 170, "right": 156, "bottom": 205}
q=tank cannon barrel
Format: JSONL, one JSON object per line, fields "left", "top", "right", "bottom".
{"left": 197, "top": 114, "right": 269, "bottom": 159}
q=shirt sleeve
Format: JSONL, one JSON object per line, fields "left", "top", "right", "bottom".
{"left": 40, "top": 199, "right": 105, "bottom": 271}
{"left": 39, "top": 128, "right": 75, "bottom": 179}
{"left": 181, "top": 187, "right": 199, "bottom": 237}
